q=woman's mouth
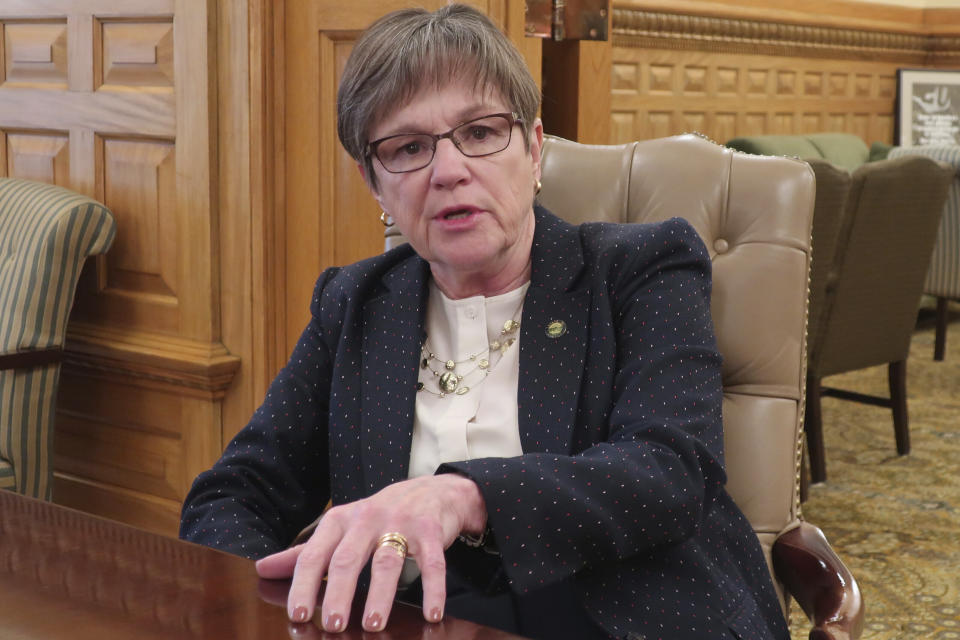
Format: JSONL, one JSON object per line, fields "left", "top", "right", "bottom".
{"left": 437, "top": 206, "right": 480, "bottom": 222}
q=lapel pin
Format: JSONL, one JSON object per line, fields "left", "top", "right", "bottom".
{"left": 546, "top": 320, "right": 567, "bottom": 338}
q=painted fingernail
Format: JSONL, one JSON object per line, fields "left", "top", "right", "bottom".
{"left": 292, "top": 606, "right": 309, "bottom": 623}
{"left": 365, "top": 611, "right": 383, "bottom": 630}
{"left": 429, "top": 606, "right": 443, "bottom": 622}
{"left": 325, "top": 613, "right": 344, "bottom": 632}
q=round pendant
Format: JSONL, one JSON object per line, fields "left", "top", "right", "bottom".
{"left": 445, "top": 360, "right": 456, "bottom": 371}
{"left": 439, "top": 371, "right": 459, "bottom": 393}
{"left": 503, "top": 319, "right": 519, "bottom": 333}
{"left": 477, "top": 358, "right": 489, "bottom": 370}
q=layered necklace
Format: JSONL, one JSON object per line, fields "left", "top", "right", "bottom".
{"left": 417, "top": 315, "right": 522, "bottom": 398}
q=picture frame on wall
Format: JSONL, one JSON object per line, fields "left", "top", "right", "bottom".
{"left": 896, "top": 68, "right": 960, "bottom": 146}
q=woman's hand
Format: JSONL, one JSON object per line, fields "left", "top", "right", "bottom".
{"left": 255, "top": 473, "right": 487, "bottom": 633}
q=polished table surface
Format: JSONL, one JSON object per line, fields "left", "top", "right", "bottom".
{"left": 0, "top": 491, "right": 525, "bottom": 639}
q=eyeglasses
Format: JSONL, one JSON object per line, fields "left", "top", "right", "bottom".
{"left": 365, "top": 112, "right": 522, "bottom": 174}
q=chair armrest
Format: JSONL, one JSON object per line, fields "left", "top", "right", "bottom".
{"left": 0, "top": 348, "right": 63, "bottom": 370}
{"left": 772, "top": 522, "right": 864, "bottom": 640}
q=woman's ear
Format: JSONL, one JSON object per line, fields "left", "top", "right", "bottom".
{"left": 529, "top": 118, "right": 544, "bottom": 182}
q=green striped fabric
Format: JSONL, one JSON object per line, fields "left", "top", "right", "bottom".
{"left": 0, "top": 178, "right": 116, "bottom": 500}
{"left": 888, "top": 145, "right": 960, "bottom": 300}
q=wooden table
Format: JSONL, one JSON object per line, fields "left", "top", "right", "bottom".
{"left": 0, "top": 491, "right": 524, "bottom": 639}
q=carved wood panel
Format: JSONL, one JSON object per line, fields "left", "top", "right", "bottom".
{"left": 610, "top": 47, "right": 900, "bottom": 145}
{"left": 4, "top": 131, "right": 70, "bottom": 185}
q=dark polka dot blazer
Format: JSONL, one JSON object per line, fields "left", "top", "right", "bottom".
{"left": 181, "top": 208, "right": 789, "bottom": 640}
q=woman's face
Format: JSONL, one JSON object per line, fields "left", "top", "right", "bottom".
{"left": 365, "top": 80, "right": 543, "bottom": 296}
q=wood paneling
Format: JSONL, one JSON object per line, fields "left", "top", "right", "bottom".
{"left": 605, "top": 0, "right": 960, "bottom": 146}
{"left": 5, "top": 131, "right": 69, "bottom": 184}
{"left": 2, "top": 21, "right": 68, "bottom": 88}
{"left": 608, "top": 47, "right": 901, "bottom": 144}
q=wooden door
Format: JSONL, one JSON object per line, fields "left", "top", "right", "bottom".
{"left": 281, "top": 0, "right": 540, "bottom": 354}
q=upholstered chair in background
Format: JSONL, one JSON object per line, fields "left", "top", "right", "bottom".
{"left": 0, "top": 179, "right": 116, "bottom": 500}
{"left": 388, "top": 133, "right": 865, "bottom": 639}
{"left": 804, "top": 155, "right": 953, "bottom": 484}
{"left": 725, "top": 132, "right": 871, "bottom": 173}
{"left": 888, "top": 145, "right": 960, "bottom": 360}
{"left": 802, "top": 159, "right": 853, "bottom": 356}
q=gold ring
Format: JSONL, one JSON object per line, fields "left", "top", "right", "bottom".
{"left": 376, "top": 532, "right": 408, "bottom": 558}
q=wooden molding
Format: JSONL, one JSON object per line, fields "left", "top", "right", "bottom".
{"left": 64, "top": 322, "right": 240, "bottom": 399}
{"left": 612, "top": 6, "right": 960, "bottom": 65}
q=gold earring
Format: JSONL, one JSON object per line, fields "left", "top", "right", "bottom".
{"left": 535, "top": 180, "right": 542, "bottom": 195}
{"left": 379, "top": 211, "right": 393, "bottom": 227}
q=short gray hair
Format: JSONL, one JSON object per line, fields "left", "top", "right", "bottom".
{"left": 337, "top": 4, "right": 541, "bottom": 189}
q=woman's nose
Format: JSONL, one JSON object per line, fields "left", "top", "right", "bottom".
{"left": 429, "top": 138, "right": 470, "bottom": 188}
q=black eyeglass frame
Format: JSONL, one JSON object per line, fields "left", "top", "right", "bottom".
{"left": 364, "top": 112, "right": 523, "bottom": 174}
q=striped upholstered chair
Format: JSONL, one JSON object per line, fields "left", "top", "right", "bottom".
{"left": 888, "top": 145, "right": 960, "bottom": 360}
{"left": 0, "top": 179, "right": 116, "bottom": 499}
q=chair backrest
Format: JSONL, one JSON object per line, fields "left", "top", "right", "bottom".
{"left": 812, "top": 155, "right": 952, "bottom": 376}
{"left": 888, "top": 145, "right": 960, "bottom": 300}
{"left": 536, "top": 135, "right": 814, "bottom": 595}
{"left": 0, "top": 178, "right": 116, "bottom": 499}
{"left": 803, "top": 159, "right": 852, "bottom": 354}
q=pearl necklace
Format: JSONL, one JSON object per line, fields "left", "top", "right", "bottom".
{"left": 417, "top": 318, "right": 520, "bottom": 398}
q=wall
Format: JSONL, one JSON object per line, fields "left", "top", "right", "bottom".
{"left": 606, "top": 0, "right": 960, "bottom": 145}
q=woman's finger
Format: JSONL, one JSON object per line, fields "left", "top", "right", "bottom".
{"left": 318, "top": 533, "right": 370, "bottom": 632}
{"left": 255, "top": 545, "right": 303, "bottom": 579}
{"left": 416, "top": 537, "right": 448, "bottom": 624}
{"left": 284, "top": 521, "right": 344, "bottom": 624}
{"left": 360, "top": 540, "right": 408, "bottom": 631}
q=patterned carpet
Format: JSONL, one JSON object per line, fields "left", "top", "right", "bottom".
{"left": 789, "top": 303, "right": 960, "bottom": 639}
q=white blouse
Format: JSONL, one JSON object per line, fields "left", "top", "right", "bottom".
{"left": 407, "top": 280, "right": 528, "bottom": 479}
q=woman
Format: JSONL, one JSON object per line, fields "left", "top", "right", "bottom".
{"left": 181, "top": 5, "right": 789, "bottom": 639}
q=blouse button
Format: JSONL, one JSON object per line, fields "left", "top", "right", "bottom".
{"left": 713, "top": 238, "right": 729, "bottom": 254}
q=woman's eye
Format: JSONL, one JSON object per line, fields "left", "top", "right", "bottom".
{"left": 400, "top": 141, "right": 423, "bottom": 155}
{"left": 467, "top": 126, "right": 492, "bottom": 140}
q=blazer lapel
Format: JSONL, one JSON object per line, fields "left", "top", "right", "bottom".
{"left": 517, "top": 208, "right": 590, "bottom": 454}
{"left": 359, "top": 256, "right": 429, "bottom": 495}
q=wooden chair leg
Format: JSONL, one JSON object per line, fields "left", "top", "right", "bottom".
{"left": 935, "top": 296, "right": 948, "bottom": 361}
{"left": 888, "top": 360, "right": 910, "bottom": 455}
{"left": 805, "top": 375, "right": 827, "bottom": 484}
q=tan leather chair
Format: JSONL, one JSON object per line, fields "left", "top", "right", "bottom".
{"left": 384, "top": 133, "right": 864, "bottom": 638}
{"left": 805, "top": 155, "right": 953, "bottom": 484}
{"left": 536, "top": 134, "right": 862, "bottom": 639}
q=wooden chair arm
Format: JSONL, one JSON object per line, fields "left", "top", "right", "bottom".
{"left": 772, "top": 521, "right": 865, "bottom": 640}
